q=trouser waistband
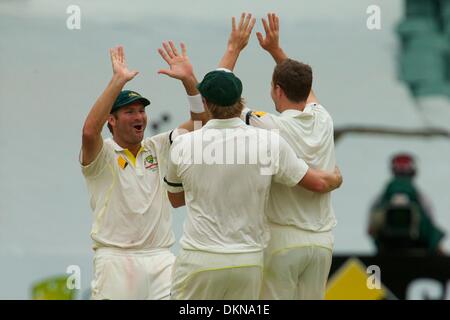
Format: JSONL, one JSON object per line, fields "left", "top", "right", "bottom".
{"left": 95, "top": 247, "right": 172, "bottom": 256}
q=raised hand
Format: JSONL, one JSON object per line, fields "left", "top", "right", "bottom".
{"left": 256, "top": 13, "right": 287, "bottom": 64}
{"left": 218, "top": 13, "right": 255, "bottom": 71}
{"left": 256, "top": 13, "right": 280, "bottom": 53}
{"left": 109, "top": 46, "right": 139, "bottom": 82}
{"left": 157, "top": 41, "right": 194, "bottom": 81}
{"left": 226, "top": 12, "right": 256, "bottom": 53}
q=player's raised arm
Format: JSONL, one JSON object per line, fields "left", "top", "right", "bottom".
{"left": 218, "top": 12, "right": 256, "bottom": 71}
{"left": 256, "top": 13, "right": 287, "bottom": 64}
{"left": 158, "top": 41, "right": 197, "bottom": 95}
{"left": 157, "top": 41, "right": 209, "bottom": 130}
{"left": 257, "top": 13, "right": 319, "bottom": 104}
{"left": 81, "top": 46, "right": 139, "bottom": 165}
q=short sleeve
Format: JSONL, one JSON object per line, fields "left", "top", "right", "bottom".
{"left": 147, "top": 130, "right": 171, "bottom": 152}
{"left": 273, "top": 136, "right": 309, "bottom": 187}
{"left": 241, "top": 107, "right": 279, "bottom": 130}
{"left": 163, "top": 146, "right": 184, "bottom": 193}
{"left": 80, "top": 142, "right": 113, "bottom": 178}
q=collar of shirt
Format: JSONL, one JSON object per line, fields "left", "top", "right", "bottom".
{"left": 280, "top": 103, "right": 318, "bottom": 118}
{"left": 107, "top": 138, "right": 148, "bottom": 153}
{"left": 203, "top": 117, "right": 246, "bottom": 129}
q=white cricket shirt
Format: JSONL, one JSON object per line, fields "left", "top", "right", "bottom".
{"left": 81, "top": 131, "right": 175, "bottom": 250}
{"left": 242, "top": 103, "right": 337, "bottom": 233}
{"left": 164, "top": 117, "right": 309, "bottom": 253}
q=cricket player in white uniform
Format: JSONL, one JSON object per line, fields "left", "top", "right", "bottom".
{"left": 80, "top": 43, "right": 207, "bottom": 299}
{"left": 163, "top": 57, "right": 342, "bottom": 299}
{"left": 219, "top": 13, "right": 339, "bottom": 299}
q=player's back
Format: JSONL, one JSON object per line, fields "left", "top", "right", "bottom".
{"left": 271, "top": 103, "right": 336, "bottom": 231}
{"left": 173, "top": 118, "right": 276, "bottom": 253}
{"left": 247, "top": 103, "right": 337, "bottom": 232}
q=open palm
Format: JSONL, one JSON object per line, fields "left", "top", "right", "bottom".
{"left": 256, "top": 13, "right": 280, "bottom": 52}
{"left": 110, "top": 46, "right": 139, "bottom": 82}
{"left": 227, "top": 13, "right": 256, "bottom": 52}
{"left": 158, "top": 41, "right": 193, "bottom": 81}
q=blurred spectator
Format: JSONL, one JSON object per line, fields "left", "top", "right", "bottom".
{"left": 368, "top": 153, "right": 445, "bottom": 255}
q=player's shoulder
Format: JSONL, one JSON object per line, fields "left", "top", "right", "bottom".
{"left": 149, "top": 130, "right": 172, "bottom": 142}
{"left": 142, "top": 130, "right": 173, "bottom": 152}
{"left": 301, "top": 103, "right": 334, "bottom": 132}
{"left": 169, "top": 128, "right": 197, "bottom": 148}
{"left": 103, "top": 138, "right": 119, "bottom": 152}
{"left": 103, "top": 137, "right": 114, "bottom": 146}
{"left": 310, "top": 103, "right": 333, "bottom": 120}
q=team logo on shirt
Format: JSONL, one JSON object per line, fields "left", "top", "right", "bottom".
{"left": 117, "top": 156, "right": 128, "bottom": 169}
{"left": 145, "top": 154, "right": 158, "bottom": 171}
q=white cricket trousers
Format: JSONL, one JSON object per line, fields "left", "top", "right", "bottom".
{"left": 91, "top": 247, "right": 175, "bottom": 300}
{"left": 261, "top": 223, "right": 334, "bottom": 300}
{"left": 171, "top": 249, "right": 263, "bottom": 300}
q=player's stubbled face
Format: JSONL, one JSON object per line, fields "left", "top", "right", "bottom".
{"left": 114, "top": 103, "right": 147, "bottom": 144}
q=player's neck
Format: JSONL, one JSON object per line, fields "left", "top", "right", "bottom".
{"left": 113, "top": 137, "right": 142, "bottom": 157}
{"left": 126, "top": 144, "right": 142, "bottom": 157}
{"left": 278, "top": 100, "right": 306, "bottom": 113}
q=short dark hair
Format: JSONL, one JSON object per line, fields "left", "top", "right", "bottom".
{"left": 206, "top": 97, "right": 245, "bottom": 119}
{"left": 272, "top": 59, "right": 313, "bottom": 103}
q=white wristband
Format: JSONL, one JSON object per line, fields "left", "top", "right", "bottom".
{"left": 188, "top": 94, "right": 204, "bottom": 113}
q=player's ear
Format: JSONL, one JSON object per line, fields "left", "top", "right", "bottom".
{"left": 108, "top": 114, "right": 115, "bottom": 125}
{"left": 275, "top": 84, "right": 284, "bottom": 99}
